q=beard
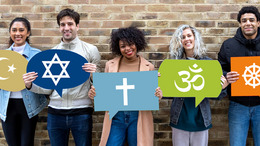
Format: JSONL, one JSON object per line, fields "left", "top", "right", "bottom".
{"left": 243, "top": 29, "right": 257, "bottom": 37}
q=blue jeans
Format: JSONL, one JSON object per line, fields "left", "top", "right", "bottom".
{"left": 107, "top": 111, "right": 138, "bottom": 146}
{"left": 229, "top": 101, "right": 260, "bottom": 146}
{"left": 47, "top": 113, "right": 92, "bottom": 146}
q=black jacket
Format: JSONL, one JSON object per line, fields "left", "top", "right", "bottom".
{"left": 218, "top": 27, "right": 260, "bottom": 106}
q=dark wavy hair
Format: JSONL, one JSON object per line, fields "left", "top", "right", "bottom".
{"left": 57, "top": 8, "right": 80, "bottom": 26}
{"left": 110, "top": 27, "right": 147, "bottom": 56}
{"left": 8, "top": 17, "right": 31, "bottom": 47}
{"left": 237, "top": 6, "right": 260, "bottom": 23}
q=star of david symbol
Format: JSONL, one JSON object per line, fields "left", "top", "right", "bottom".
{"left": 42, "top": 53, "right": 70, "bottom": 86}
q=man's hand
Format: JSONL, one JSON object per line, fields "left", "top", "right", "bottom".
{"left": 82, "top": 63, "right": 97, "bottom": 73}
{"left": 23, "top": 72, "right": 38, "bottom": 89}
{"left": 226, "top": 71, "right": 239, "bottom": 84}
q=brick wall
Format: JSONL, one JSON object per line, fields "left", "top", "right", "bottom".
{"left": 0, "top": 0, "right": 258, "bottom": 145}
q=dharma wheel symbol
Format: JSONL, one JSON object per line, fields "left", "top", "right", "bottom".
{"left": 242, "top": 63, "right": 260, "bottom": 88}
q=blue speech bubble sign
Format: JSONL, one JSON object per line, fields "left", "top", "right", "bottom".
{"left": 93, "top": 71, "right": 159, "bottom": 119}
{"left": 27, "top": 49, "right": 90, "bottom": 97}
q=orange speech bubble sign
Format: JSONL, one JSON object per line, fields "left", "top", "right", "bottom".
{"left": 231, "top": 56, "right": 260, "bottom": 96}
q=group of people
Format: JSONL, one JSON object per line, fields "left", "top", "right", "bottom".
{"left": 0, "top": 5, "right": 259, "bottom": 146}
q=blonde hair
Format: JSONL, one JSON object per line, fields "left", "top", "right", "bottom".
{"left": 169, "top": 25, "right": 207, "bottom": 59}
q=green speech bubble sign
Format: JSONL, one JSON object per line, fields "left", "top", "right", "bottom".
{"left": 158, "top": 60, "right": 222, "bottom": 107}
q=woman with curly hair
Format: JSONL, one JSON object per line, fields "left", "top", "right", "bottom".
{"left": 88, "top": 27, "right": 162, "bottom": 146}
{"left": 168, "top": 24, "right": 228, "bottom": 146}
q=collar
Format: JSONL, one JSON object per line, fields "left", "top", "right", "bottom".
{"left": 235, "top": 27, "right": 260, "bottom": 45}
{"left": 186, "top": 57, "right": 196, "bottom": 60}
{"left": 109, "top": 55, "right": 151, "bottom": 72}
{"left": 61, "top": 36, "right": 79, "bottom": 45}
{"left": 8, "top": 42, "right": 30, "bottom": 58}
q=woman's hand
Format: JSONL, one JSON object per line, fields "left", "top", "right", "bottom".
{"left": 155, "top": 87, "right": 163, "bottom": 100}
{"left": 88, "top": 86, "right": 96, "bottom": 100}
{"left": 221, "top": 75, "right": 229, "bottom": 89}
{"left": 23, "top": 72, "right": 38, "bottom": 89}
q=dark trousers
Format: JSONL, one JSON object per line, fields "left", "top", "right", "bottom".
{"left": 1, "top": 99, "right": 38, "bottom": 146}
{"left": 47, "top": 113, "right": 93, "bottom": 146}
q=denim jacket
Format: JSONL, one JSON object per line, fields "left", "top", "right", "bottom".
{"left": 169, "top": 56, "right": 227, "bottom": 128}
{"left": 0, "top": 43, "right": 48, "bottom": 121}
{"left": 170, "top": 98, "right": 212, "bottom": 127}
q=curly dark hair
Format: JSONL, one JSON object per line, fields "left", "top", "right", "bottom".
{"left": 237, "top": 6, "right": 260, "bottom": 23}
{"left": 8, "top": 17, "right": 31, "bottom": 47}
{"left": 110, "top": 27, "right": 147, "bottom": 56}
{"left": 57, "top": 8, "right": 80, "bottom": 26}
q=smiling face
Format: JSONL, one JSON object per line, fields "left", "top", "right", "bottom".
{"left": 10, "top": 22, "right": 30, "bottom": 47}
{"left": 240, "top": 13, "right": 260, "bottom": 39}
{"left": 181, "top": 28, "right": 195, "bottom": 54}
{"left": 59, "top": 16, "right": 79, "bottom": 43}
{"left": 119, "top": 40, "right": 138, "bottom": 60}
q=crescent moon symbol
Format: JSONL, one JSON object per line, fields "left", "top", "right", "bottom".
{"left": 0, "top": 57, "right": 10, "bottom": 80}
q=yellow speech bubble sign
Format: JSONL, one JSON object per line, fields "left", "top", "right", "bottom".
{"left": 0, "top": 50, "right": 28, "bottom": 91}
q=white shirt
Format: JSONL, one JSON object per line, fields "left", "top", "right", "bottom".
{"left": 9, "top": 44, "right": 26, "bottom": 99}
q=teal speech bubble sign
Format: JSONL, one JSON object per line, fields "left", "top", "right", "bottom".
{"left": 158, "top": 60, "right": 222, "bottom": 107}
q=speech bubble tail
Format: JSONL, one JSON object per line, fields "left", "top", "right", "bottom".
{"left": 55, "top": 89, "right": 63, "bottom": 98}
{"left": 195, "top": 97, "right": 205, "bottom": 107}
{"left": 108, "top": 110, "right": 118, "bottom": 120}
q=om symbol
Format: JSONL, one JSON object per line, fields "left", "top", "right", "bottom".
{"left": 174, "top": 63, "right": 205, "bottom": 92}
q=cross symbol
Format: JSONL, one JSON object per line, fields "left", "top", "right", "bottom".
{"left": 116, "top": 78, "right": 135, "bottom": 106}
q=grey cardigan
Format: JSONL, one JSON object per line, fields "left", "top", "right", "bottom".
{"left": 30, "top": 37, "right": 101, "bottom": 109}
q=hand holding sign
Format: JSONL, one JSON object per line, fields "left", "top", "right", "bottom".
{"left": 158, "top": 60, "right": 223, "bottom": 107}
{"left": 0, "top": 50, "right": 28, "bottom": 91}
{"left": 27, "top": 49, "right": 90, "bottom": 97}
{"left": 93, "top": 71, "right": 159, "bottom": 119}
{"left": 231, "top": 56, "right": 260, "bottom": 96}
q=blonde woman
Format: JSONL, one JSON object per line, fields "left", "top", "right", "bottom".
{"left": 168, "top": 25, "right": 228, "bottom": 146}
